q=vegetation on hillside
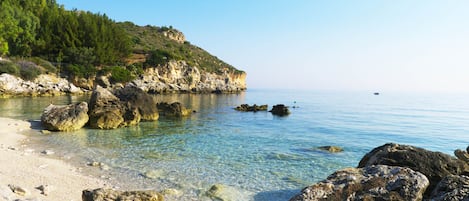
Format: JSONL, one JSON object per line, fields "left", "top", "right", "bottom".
{"left": 0, "top": 0, "right": 243, "bottom": 83}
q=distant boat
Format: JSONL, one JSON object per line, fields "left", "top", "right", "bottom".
{"left": 374, "top": 92, "right": 380, "bottom": 95}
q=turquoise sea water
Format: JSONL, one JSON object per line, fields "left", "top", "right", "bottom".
{"left": 1, "top": 90, "right": 469, "bottom": 200}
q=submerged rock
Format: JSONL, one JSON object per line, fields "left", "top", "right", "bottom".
{"left": 205, "top": 184, "right": 250, "bottom": 201}
{"left": 157, "top": 102, "right": 192, "bottom": 117}
{"left": 82, "top": 188, "right": 163, "bottom": 201}
{"left": 289, "top": 165, "right": 429, "bottom": 201}
{"left": 317, "top": 146, "right": 343, "bottom": 153}
{"left": 358, "top": 143, "right": 469, "bottom": 197}
{"left": 234, "top": 104, "right": 268, "bottom": 112}
{"left": 269, "top": 104, "right": 290, "bottom": 116}
{"left": 41, "top": 102, "right": 89, "bottom": 131}
{"left": 429, "top": 175, "right": 469, "bottom": 201}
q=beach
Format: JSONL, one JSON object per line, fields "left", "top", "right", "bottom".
{"left": 0, "top": 117, "right": 109, "bottom": 201}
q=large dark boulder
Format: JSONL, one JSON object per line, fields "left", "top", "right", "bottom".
{"left": 289, "top": 165, "right": 429, "bottom": 201}
{"left": 88, "top": 86, "right": 126, "bottom": 129}
{"left": 157, "top": 102, "right": 192, "bottom": 117}
{"left": 41, "top": 102, "right": 89, "bottom": 131}
{"left": 114, "top": 85, "right": 159, "bottom": 121}
{"left": 269, "top": 104, "right": 290, "bottom": 116}
{"left": 82, "top": 188, "right": 163, "bottom": 201}
{"left": 358, "top": 143, "right": 469, "bottom": 197}
{"left": 429, "top": 175, "right": 469, "bottom": 201}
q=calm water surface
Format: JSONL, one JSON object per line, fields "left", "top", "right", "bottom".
{"left": 1, "top": 90, "right": 469, "bottom": 200}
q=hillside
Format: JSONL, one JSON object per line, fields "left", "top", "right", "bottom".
{"left": 118, "top": 22, "right": 243, "bottom": 75}
{"left": 0, "top": 0, "right": 246, "bottom": 95}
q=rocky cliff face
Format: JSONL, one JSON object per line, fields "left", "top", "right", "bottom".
{"left": 161, "top": 29, "right": 185, "bottom": 43}
{"left": 130, "top": 60, "right": 246, "bottom": 93}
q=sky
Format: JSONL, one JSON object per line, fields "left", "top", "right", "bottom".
{"left": 56, "top": 0, "right": 469, "bottom": 92}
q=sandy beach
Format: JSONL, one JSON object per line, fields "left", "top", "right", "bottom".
{"left": 0, "top": 118, "right": 109, "bottom": 201}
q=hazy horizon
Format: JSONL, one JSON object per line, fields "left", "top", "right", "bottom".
{"left": 56, "top": 0, "right": 469, "bottom": 93}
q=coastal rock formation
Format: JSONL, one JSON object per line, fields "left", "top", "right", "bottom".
{"left": 455, "top": 148, "right": 469, "bottom": 163}
{"left": 156, "top": 102, "right": 192, "bottom": 117}
{"left": 358, "top": 143, "right": 469, "bottom": 196}
{"left": 88, "top": 86, "right": 126, "bottom": 129}
{"left": 269, "top": 104, "right": 290, "bottom": 116}
{"left": 130, "top": 60, "right": 246, "bottom": 93}
{"left": 289, "top": 165, "right": 429, "bottom": 201}
{"left": 0, "top": 73, "right": 82, "bottom": 97}
{"left": 41, "top": 102, "right": 89, "bottom": 131}
{"left": 234, "top": 104, "right": 268, "bottom": 112}
{"left": 82, "top": 188, "right": 163, "bottom": 201}
{"left": 114, "top": 85, "right": 159, "bottom": 121}
{"left": 429, "top": 175, "right": 469, "bottom": 201}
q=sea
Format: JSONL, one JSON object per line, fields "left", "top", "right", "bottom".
{"left": 1, "top": 89, "right": 469, "bottom": 201}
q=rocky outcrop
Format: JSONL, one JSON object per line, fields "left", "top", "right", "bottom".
{"left": 270, "top": 104, "right": 290, "bottom": 116}
{"left": 235, "top": 104, "right": 268, "bottom": 112}
{"left": 0, "top": 73, "right": 82, "bottom": 97}
{"left": 358, "top": 143, "right": 469, "bottom": 196}
{"left": 290, "top": 165, "right": 429, "bottom": 201}
{"left": 429, "top": 175, "right": 469, "bottom": 201}
{"left": 157, "top": 102, "right": 192, "bottom": 117}
{"left": 130, "top": 60, "right": 246, "bottom": 94}
{"left": 41, "top": 102, "right": 89, "bottom": 131}
{"left": 161, "top": 29, "right": 185, "bottom": 43}
{"left": 114, "top": 85, "right": 159, "bottom": 121}
{"left": 82, "top": 188, "right": 163, "bottom": 201}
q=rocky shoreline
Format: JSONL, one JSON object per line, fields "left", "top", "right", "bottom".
{"left": 290, "top": 143, "right": 469, "bottom": 201}
{"left": 0, "top": 61, "right": 247, "bottom": 98}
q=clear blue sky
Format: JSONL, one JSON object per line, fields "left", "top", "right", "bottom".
{"left": 56, "top": 0, "right": 469, "bottom": 92}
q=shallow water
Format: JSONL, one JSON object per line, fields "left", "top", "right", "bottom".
{"left": 1, "top": 90, "right": 469, "bottom": 200}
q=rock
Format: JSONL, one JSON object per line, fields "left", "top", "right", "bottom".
{"left": 41, "top": 102, "right": 89, "bottom": 131}
{"left": 8, "top": 184, "right": 28, "bottom": 196}
{"left": 161, "top": 188, "right": 182, "bottom": 197}
{"left": 88, "top": 86, "right": 126, "bottom": 129}
{"left": 41, "top": 150, "right": 54, "bottom": 155}
{"left": 317, "top": 146, "right": 343, "bottom": 153}
{"left": 358, "top": 143, "right": 469, "bottom": 197}
{"left": 234, "top": 104, "right": 268, "bottom": 112}
{"left": 114, "top": 85, "right": 159, "bottom": 121}
{"left": 82, "top": 188, "right": 163, "bottom": 201}
{"left": 269, "top": 104, "right": 290, "bottom": 116}
{"left": 36, "top": 185, "right": 53, "bottom": 196}
{"left": 289, "top": 165, "right": 429, "bottom": 201}
{"left": 96, "top": 76, "right": 111, "bottom": 88}
{"left": 429, "top": 175, "right": 469, "bottom": 201}
{"left": 87, "top": 162, "right": 109, "bottom": 170}
{"left": 455, "top": 149, "right": 469, "bottom": 163}
{"left": 156, "top": 102, "right": 192, "bottom": 117}
{"left": 142, "top": 170, "right": 165, "bottom": 179}
{"left": 205, "top": 184, "right": 249, "bottom": 201}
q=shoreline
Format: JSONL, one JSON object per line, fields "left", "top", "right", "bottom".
{"left": 0, "top": 117, "right": 110, "bottom": 201}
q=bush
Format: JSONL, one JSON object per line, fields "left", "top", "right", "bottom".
{"left": 0, "top": 60, "right": 20, "bottom": 76}
{"left": 64, "top": 64, "right": 96, "bottom": 78}
{"left": 29, "top": 57, "right": 57, "bottom": 74}
{"left": 109, "top": 66, "right": 134, "bottom": 83}
{"left": 17, "top": 60, "right": 43, "bottom": 80}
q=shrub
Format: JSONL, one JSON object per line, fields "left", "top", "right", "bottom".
{"left": 30, "top": 57, "right": 57, "bottom": 74}
{"left": 64, "top": 64, "right": 96, "bottom": 78}
{"left": 17, "top": 60, "right": 43, "bottom": 80}
{"left": 109, "top": 66, "right": 134, "bottom": 83}
{"left": 0, "top": 60, "right": 20, "bottom": 76}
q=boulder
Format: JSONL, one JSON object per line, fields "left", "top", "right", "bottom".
{"left": 88, "top": 86, "right": 126, "bottom": 129}
{"left": 455, "top": 149, "right": 469, "bottom": 163}
{"left": 429, "top": 175, "right": 469, "bottom": 201}
{"left": 157, "top": 102, "right": 192, "bottom": 117}
{"left": 114, "top": 85, "right": 159, "bottom": 121}
{"left": 234, "top": 104, "right": 268, "bottom": 112}
{"left": 41, "top": 102, "right": 89, "bottom": 131}
{"left": 317, "top": 146, "right": 343, "bottom": 153}
{"left": 289, "top": 165, "right": 429, "bottom": 201}
{"left": 358, "top": 143, "right": 469, "bottom": 197}
{"left": 82, "top": 188, "right": 163, "bottom": 201}
{"left": 269, "top": 104, "right": 290, "bottom": 116}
